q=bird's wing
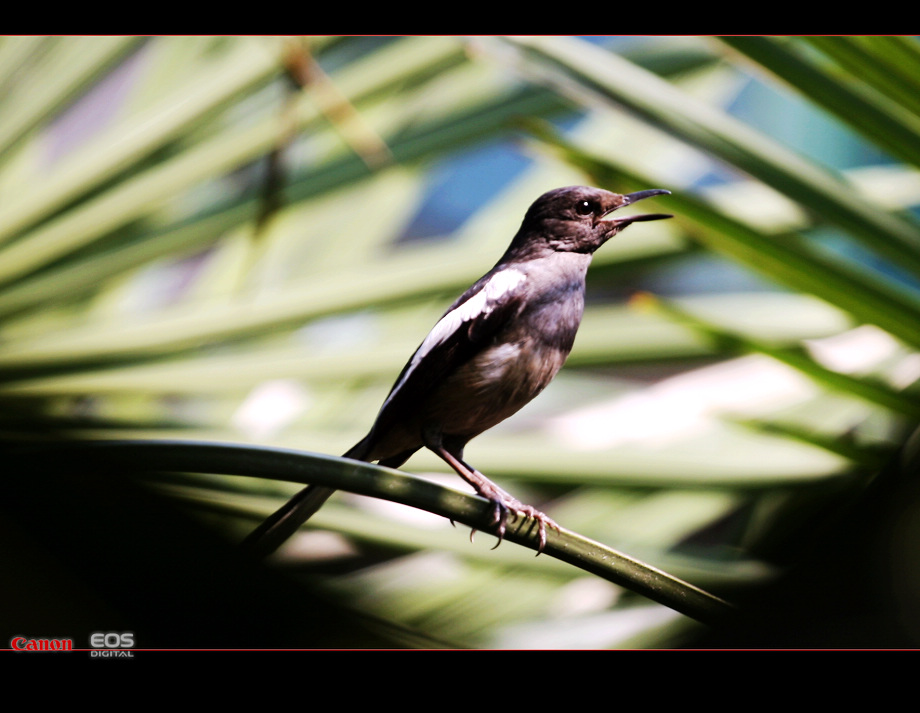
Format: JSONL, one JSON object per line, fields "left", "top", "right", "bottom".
{"left": 370, "top": 266, "right": 528, "bottom": 433}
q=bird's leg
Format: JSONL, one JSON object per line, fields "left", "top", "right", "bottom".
{"left": 424, "top": 435, "right": 557, "bottom": 553}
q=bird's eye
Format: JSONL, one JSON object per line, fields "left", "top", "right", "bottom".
{"left": 575, "top": 199, "right": 597, "bottom": 216}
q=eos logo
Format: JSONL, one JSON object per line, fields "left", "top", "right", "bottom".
{"left": 89, "top": 632, "right": 135, "bottom": 658}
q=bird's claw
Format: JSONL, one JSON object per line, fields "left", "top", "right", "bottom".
{"left": 470, "top": 496, "right": 558, "bottom": 554}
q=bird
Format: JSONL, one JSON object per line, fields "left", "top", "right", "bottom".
{"left": 243, "top": 185, "right": 672, "bottom": 558}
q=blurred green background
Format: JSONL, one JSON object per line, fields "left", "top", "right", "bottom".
{"left": 2, "top": 35, "right": 920, "bottom": 649}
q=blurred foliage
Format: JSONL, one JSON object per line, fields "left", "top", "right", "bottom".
{"left": 2, "top": 35, "right": 920, "bottom": 649}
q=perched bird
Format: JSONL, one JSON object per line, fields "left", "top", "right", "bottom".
{"left": 244, "top": 185, "right": 671, "bottom": 557}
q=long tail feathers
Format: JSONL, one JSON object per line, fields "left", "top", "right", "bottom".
{"left": 241, "top": 437, "right": 373, "bottom": 559}
{"left": 240, "top": 484, "right": 337, "bottom": 559}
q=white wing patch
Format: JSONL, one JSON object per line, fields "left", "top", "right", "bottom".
{"left": 381, "top": 267, "right": 526, "bottom": 410}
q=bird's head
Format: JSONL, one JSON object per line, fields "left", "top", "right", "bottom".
{"left": 512, "top": 185, "right": 672, "bottom": 256}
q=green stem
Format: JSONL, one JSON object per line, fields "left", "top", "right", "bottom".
{"left": 13, "top": 438, "right": 736, "bottom": 628}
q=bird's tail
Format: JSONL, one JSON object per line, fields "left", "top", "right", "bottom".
{"left": 241, "top": 437, "right": 373, "bottom": 559}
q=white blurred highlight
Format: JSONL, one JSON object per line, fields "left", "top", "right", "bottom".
{"left": 804, "top": 324, "right": 900, "bottom": 373}
{"left": 553, "top": 325, "right": 916, "bottom": 451}
{"left": 553, "top": 354, "right": 816, "bottom": 450}
{"left": 232, "top": 379, "right": 311, "bottom": 439}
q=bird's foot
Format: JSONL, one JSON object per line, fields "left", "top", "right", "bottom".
{"left": 471, "top": 487, "right": 558, "bottom": 554}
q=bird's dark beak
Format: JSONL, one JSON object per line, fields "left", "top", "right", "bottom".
{"left": 601, "top": 188, "right": 672, "bottom": 228}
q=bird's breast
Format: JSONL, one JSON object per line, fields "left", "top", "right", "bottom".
{"left": 376, "top": 254, "right": 591, "bottom": 453}
{"left": 425, "top": 340, "right": 567, "bottom": 436}
{"left": 425, "top": 293, "right": 582, "bottom": 438}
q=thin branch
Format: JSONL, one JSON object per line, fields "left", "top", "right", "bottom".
{"left": 10, "top": 438, "right": 737, "bottom": 628}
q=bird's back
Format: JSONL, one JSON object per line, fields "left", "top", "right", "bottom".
{"left": 362, "top": 249, "right": 593, "bottom": 462}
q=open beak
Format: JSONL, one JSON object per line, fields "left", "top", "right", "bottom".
{"left": 602, "top": 188, "right": 672, "bottom": 228}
